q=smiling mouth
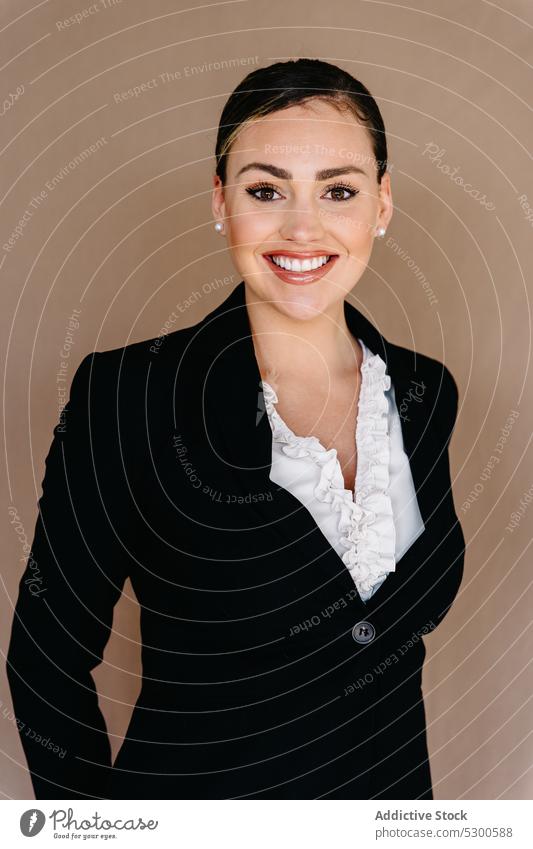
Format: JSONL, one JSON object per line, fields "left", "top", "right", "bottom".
{"left": 262, "top": 253, "right": 338, "bottom": 272}
{"left": 260, "top": 252, "right": 340, "bottom": 285}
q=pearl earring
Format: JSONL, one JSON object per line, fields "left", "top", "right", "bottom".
{"left": 376, "top": 226, "right": 386, "bottom": 238}
{"left": 214, "top": 222, "right": 224, "bottom": 233}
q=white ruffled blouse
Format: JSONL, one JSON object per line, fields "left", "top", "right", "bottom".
{"left": 261, "top": 337, "right": 425, "bottom": 603}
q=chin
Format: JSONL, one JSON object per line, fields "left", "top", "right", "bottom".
{"left": 269, "top": 286, "right": 337, "bottom": 320}
{"left": 274, "top": 299, "right": 325, "bottom": 321}
{"left": 248, "top": 275, "right": 340, "bottom": 314}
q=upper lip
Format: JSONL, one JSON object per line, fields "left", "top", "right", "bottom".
{"left": 263, "top": 250, "right": 339, "bottom": 258}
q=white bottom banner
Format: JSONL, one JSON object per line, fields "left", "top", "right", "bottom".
{"left": 0, "top": 799, "right": 530, "bottom": 848}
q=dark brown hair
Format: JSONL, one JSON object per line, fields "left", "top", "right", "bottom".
{"left": 215, "top": 58, "right": 388, "bottom": 185}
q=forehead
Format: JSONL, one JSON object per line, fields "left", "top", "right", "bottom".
{"left": 227, "top": 100, "right": 376, "bottom": 176}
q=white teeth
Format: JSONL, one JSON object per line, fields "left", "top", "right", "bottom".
{"left": 269, "top": 254, "right": 331, "bottom": 271}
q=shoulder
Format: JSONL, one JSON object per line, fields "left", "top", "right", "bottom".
{"left": 385, "top": 340, "right": 460, "bottom": 442}
{"left": 70, "top": 320, "right": 202, "bottom": 395}
{"left": 387, "top": 341, "right": 458, "bottom": 395}
{"left": 55, "top": 322, "right": 204, "bottom": 454}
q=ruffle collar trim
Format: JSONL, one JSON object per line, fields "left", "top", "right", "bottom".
{"left": 261, "top": 339, "right": 396, "bottom": 600}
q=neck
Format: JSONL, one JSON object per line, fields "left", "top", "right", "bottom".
{"left": 244, "top": 284, "right": 363, "bottom": 383}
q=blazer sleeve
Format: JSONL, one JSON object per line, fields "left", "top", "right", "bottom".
{"left": 370, "top": 361, "right": 465, "bottom": 643}
{"left": 6, "top": 352, "right": 131, "bottom": 799}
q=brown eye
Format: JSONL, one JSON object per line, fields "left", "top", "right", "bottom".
{"left": 245, "top": 183, "right": 282, "bottom": 202}
{"left": 324, "top": 184, "right": 360, "bottom": 201}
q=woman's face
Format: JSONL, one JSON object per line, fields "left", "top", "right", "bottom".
{"left": 212, "top": 98, "right": 393, "bottom": 321}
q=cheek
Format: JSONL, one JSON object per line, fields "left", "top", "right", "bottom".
{"left": 320, "top": 204, "right": 375, "bottom": 247}
{"left": 330, "top": 219, "right": 374, "bottom": 263}
{"left": 229, "top": 205, "right": 271, "bottom": 251}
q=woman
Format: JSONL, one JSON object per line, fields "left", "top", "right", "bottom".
{"left": 7, "top": 58, "right": 465, "bottom": 800}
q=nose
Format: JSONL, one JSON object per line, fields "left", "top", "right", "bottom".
{"left": 278, "top": 196, "right": 326, "bottom": 243}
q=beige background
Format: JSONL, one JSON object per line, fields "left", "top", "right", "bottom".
{"left": 1, "top": 0, "right": 532, "bottom": 800}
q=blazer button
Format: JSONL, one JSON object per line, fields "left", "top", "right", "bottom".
{"left": 352, "top": 621, "right": 376, "bottom": 644}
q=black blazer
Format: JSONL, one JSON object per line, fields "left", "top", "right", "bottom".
{"left": 6, "top": 281, "right": 465, "bottom": 800}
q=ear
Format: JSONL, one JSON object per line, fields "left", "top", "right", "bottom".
{"left": 212, "top": 174, "right": 226, "bottom": 222}
{"left": 377, "top": 171, "right": 394, "bottom": 231}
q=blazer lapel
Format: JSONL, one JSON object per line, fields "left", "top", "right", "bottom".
{"left": 179, "top": 280, "right": 433, "bottom": 606}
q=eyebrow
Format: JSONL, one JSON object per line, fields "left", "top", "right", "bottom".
{"left": 235, "top": 162, "right": 369, "bottom": 180}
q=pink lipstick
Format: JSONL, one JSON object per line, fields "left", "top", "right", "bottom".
{"left": 261, "top": 251, "right": 339, "bottom": 285}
